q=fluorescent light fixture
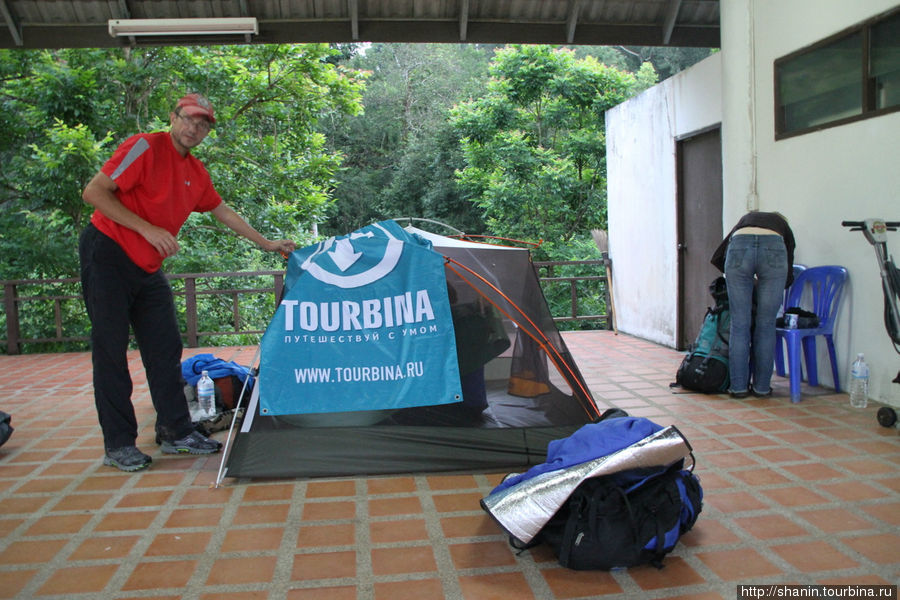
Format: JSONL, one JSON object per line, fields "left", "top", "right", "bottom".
{"left": 108, "top": 18, "right": 259, "bottom": 37}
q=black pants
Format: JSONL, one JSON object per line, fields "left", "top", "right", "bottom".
{"left": 79, "top": 224, "right": 193, "bottom": 449}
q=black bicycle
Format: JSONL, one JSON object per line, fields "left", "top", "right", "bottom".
{"left": 842, "top": 219, "right": 900, "bottom": 428}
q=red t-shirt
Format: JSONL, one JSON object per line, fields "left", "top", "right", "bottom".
{"left": 91, "top": 131, "right": 222, "bottom": 272}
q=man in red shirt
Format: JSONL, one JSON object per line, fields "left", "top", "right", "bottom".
{"left": 80, "top": 93, "right": 296, "bottom": 471}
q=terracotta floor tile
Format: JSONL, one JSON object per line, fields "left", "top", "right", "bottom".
{"left": 704, "top": 452, "right": 760, "bottom": 468}
{"left": 680, "top": 519, "right": 742, "bottom": 546}
{"left": 370, "top": 517, "right": 429, "bottom": 543}
{"left": 96, "top": 510, "right": 158, "bottom": 532}
{"left": 35, "top": 564, "right": 118, "bottom": 595}
{"left": 696, "top": 548, "right": 783, "bottom": 581}
{"left": 374, "top": 578, "right": 444, "bottom": 600}
{"left": 368, "top": 496, "right": 422, "bottom": 517}
{"left": 291, "top": 550, "right": 356, "bottom": 580}
{"left": 367, "top": 476, "right": 416, "bottom": 495}
{"left": 144, "top": 531, "right": 212, "bottom": 556}
{"left": 242, "top": 482, "right": 295, "bottom": 501}
{"left": 133, "top": 471, "right": 188, "bottom": 488}
{"left": 803, "top": 443, "right": 859, "bottom": 459}
{"left": 732, "top": 514, "right": 808, "bottom": 539}
{"left": 206, "top": 556, "right": 278, "bottom": 585}
{"left": 458, "top": 572, "right": 535, "bottom": 600}
{"left": 0, "top": 539, "right": 68, "bottom": 565}
{"left": 762, "top": 486, "right": 830, "bottom": 507}
{"left": 286, "top": 586, "right": 357, "bottom": 600}
{"left": 222, "top": 526, "right": 284, "bottom": 552}
{"left": 818, "top": 481, "right": 891, "bottom": 501}
{"left": 860, "top": 501, "right": 900, "bottom": 526}
{"left": 753, "top": 448, "right": 810, "bottom": 463}
{"left": 75, "top": 475, "right": 130, "bottom": 492}
{"left": 771, "top": 540, "right": 859, "bottom": 572}
{"left": 0, "top": 569, "right": 36, "bottom": 599}
{"left": 372, "top": 544, "right": 437, "bottom": 575}
{"left": 231, "top": 502, "right": 290, "bottom": 525}
{"left": 200, "top": 592, "right": 269, "bottom": 600}
{"left": 297, "top": 522, "right": 356, "bottom": 548}
{"left": 25, "top": 513, "right": 92, "bottom": 535}
{"left": 302, "top": 500, "right": 356, "bottom": 521}
{"left": 432, "top": 491, "right": 483, "bottom": 512}
{"left": 426, "top": 474, "right": 478, "bottom": 490}
{"left": 122, "top": 559, "right": 196, "bottom": 590}
{"left": 16, "top": 477, "right": 73, "bottom": 493}
{"left": 541, "top": 566, "right": 623, "bottom": 597}
{"left": 181, "top": 486, "right": 234, "bottom": 505}
{"left": 0, "top": 517, "right": 23, "bottom": 538}
{"left": 780, "top": 463, "right": 846, "bottom": 481}
{"left": 69, "top": 535, "right": 141, "bottom": 560}
{"left": 842, "top": 533, "right": 900, "bottom": 564}
{"left": 0, "top": 495, "right": 51, "bottom": 514}
{"left": 306, "top": 480, "right": 356, "bottom": 498}
{"left": 51, "top": 492, "right": 111, "bottom": 511}
{"left": 705, "top": 491, "right": 770, "bottom": 513}
{"left": 797, "top": 508, "right": 878, "bottom": 532}
{"left": 835, "top": 458, "right": 895, "bottom": 475}
{"left": 449, "top": 540, "right": 517, "bottom": 569}
{"left": 116, "top": 490, "right": 174, "bottom": 508}
{"left": 629, "top": 556, "right": 706, "bottom": 589}
{"left": 730, "top": 468, "right": 792, "bottom": 486}
{"left": 164, "top": 506, "right": 225, "bottom": 528}
{"left": 440, "top": 514, "right": 499, "bottom": 538}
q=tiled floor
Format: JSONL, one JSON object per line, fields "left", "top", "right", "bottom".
{"left": 1, "top": 331, "right": 898, "bottom": 599}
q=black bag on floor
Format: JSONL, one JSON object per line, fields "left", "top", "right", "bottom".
{"left": 0, "top": 410, "right": 13, "bottom": 448}
{"left": 538, "top": 464, "right": 703, "bottom": 570}
{"left": 674, "top": 277, "right": 730, "bottom": 393}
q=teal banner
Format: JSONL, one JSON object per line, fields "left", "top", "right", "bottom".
{"left": 258, "top": 221, "right": 462, "bottom": 415}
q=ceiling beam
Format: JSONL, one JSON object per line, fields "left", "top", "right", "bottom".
{"left": 661, "top": 0, "right": 683, "bottom": 45}
{"left": 348, "top": 0, "right": 359, "bottom": 40}
{"left": 459, "top": 0, "right": 469, "bottom": 42}
{"left": 0, "top": 0, "right": 22, "bottom": 46}
{"left": 566, "top": 0, "right": 582, "bottom": 44}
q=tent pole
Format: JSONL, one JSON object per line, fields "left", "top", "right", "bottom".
{"left": 213, "top": 343, "right": 262, "bottom": 488}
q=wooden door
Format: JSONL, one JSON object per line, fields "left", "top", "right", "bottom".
{"left": 677, "top": 127, "right": 723, "bottom": 350}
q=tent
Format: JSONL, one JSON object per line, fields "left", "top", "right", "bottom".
{"left": 221, "top": 220, "right": 600, "bottom": 479}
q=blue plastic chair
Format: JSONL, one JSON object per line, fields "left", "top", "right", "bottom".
{"left": 774, "top": 265, "right": 848, "bottom": 402}
{"left": 783, "top": 264, "right": 807, "bottom": 311}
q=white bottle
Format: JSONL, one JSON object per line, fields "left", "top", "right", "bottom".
{"left": 197, "top": 371, "right": 216, "bottom": 419}
{"left": 849, "top": 353, "right": 869, "bottom": 409}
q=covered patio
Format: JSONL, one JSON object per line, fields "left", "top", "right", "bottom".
{"left": 0, "top": 330, "right": 897, "bottom": 599}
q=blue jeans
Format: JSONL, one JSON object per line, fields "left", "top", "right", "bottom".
{"left": 724, "top": 234, "right": 788, "bottom": 394}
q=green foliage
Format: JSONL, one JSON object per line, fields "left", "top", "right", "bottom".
{"left": 451, "top": 46, "right": 640, "bottom": 260}
{"left": 320, "top": 44, "right": 492, "bottom": 235}
{"left": 0, "top": 45, "right": 365, "bottom": 280}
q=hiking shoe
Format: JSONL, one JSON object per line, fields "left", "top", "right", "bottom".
{"left": 160, "top": 431, "right": 222, "bottom": 455}
{"left": 104, "top": 446, "right": 152, "bottom": 472}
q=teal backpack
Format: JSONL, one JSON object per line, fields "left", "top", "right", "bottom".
{"left": 675, "top": 277, "right": 730, "bottom": 393}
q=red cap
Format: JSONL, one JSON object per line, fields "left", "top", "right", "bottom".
{"left": 176, "top": 93, "right": 215, "bottom": 124}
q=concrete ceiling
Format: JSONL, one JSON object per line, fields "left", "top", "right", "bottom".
{"left": 1, "top": 0, "right": 719, "bottom": 50}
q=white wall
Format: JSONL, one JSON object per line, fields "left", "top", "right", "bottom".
{"left": 722, "top": 0, "right": 900, "bottom": 406}
{"left": 608, "top": 0, "right": 900, "bottom": 407}
{"left": 606, "top": 53, "right": 723, "bottom": 346}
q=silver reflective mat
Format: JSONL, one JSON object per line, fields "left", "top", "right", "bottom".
{"left": 481, "top": 426, "right": 692, "bottom": 544}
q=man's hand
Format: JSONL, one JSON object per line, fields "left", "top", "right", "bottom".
{"left": 265, "top": 239, "right": 297, "bottom": 256}
{"left": 142, "top": 226, "right": 181, "bottom": 258}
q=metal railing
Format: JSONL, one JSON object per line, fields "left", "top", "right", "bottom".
{"left": 2, "top": 262, "right": 608, "bottom": 354}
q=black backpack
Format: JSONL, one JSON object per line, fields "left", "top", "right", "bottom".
{"left": 674, "top": 277, "right": 730, "bottom": 393}
{"left": 528, "top": 463, "right": 703, "bottom": 570}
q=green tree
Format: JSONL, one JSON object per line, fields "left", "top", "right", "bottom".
{"left": 451, "top": 45, "right": 645, "bottom": 260}
{"left": 0, "top": 45, "right": 365, "bottom": 280}
{"left": 320, "top": 43, "right": 492, "bottom": 235}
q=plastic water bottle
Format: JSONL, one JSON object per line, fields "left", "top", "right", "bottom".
{"left": 849, "top": 354, "right": 869, "bottom": 409}
{"left": 197, "top": 371, "right": 216, "bottom": 419}
{"left": 184, "top": 383, "right": 203, "bottom": 422}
